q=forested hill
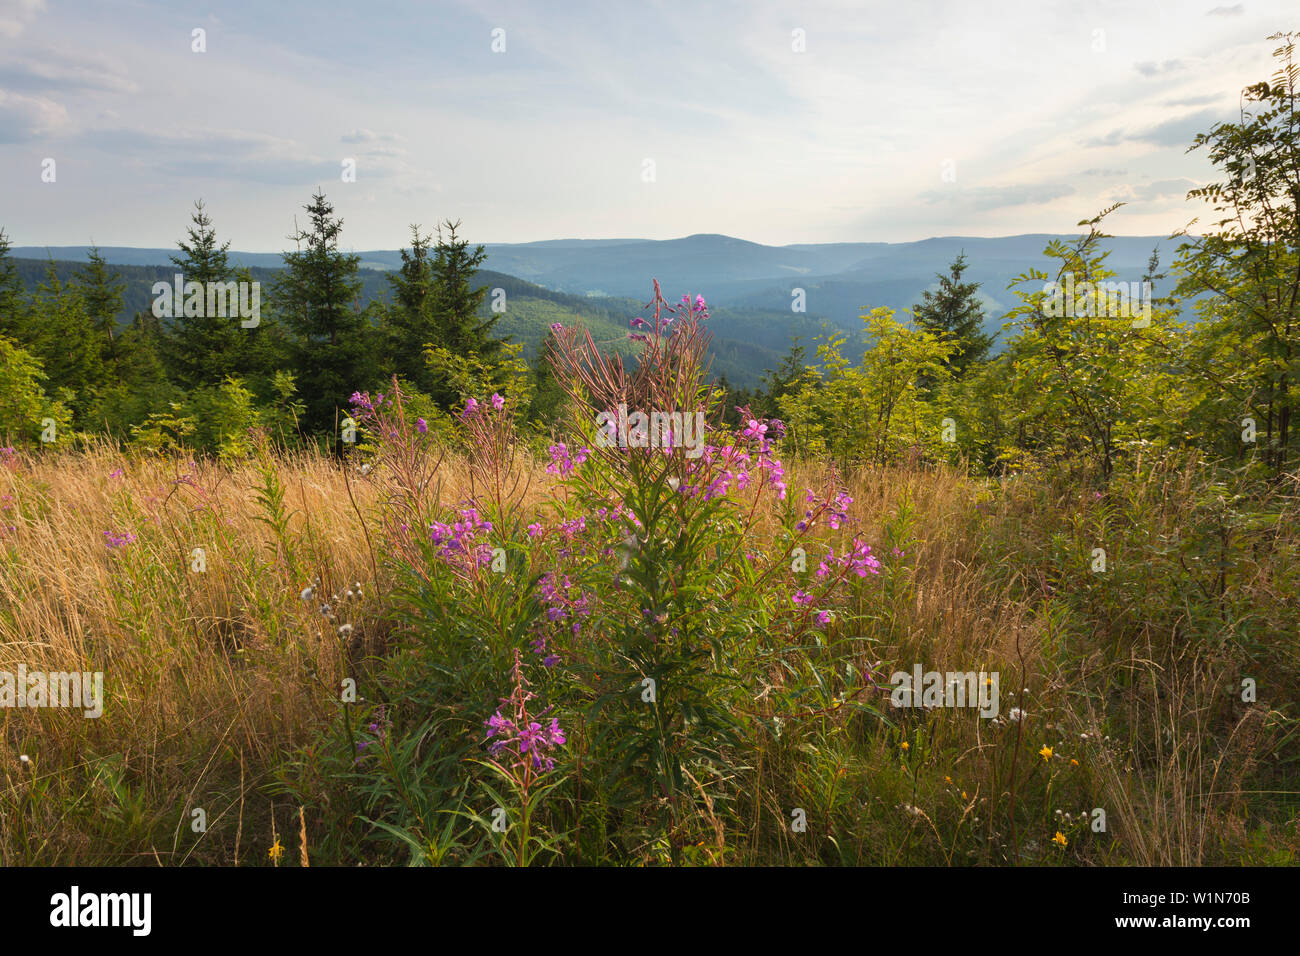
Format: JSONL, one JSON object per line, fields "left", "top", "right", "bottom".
{"left": 15, "top": 231, "right": 1185, "bottom": 344}
{"left": 10, "top": 257, "right": 848, "bottom": 388}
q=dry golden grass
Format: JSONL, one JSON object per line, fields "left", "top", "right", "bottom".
{"left": 1, "top": 444, "right": 1294, "bottom": 865}
{"left": 0, "top": 444, "right": 408, "bottom": 862}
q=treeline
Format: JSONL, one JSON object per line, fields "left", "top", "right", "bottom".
{"left": 0, "top": 194, "right": 809, "bottom": 456}
{"left": 0, "top": 192, "right": 571, "bottom": 454}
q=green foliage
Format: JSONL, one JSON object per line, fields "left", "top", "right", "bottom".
{"left": 188, "top": 376, "right": 260, "bottom": 461}
{"left": 777, "top": 307, "right": 954, "bottom": 465}
{"left": 1000, "top": 206, "right": 1174, "bottom": 479}
{"left": 260, "top": 370, "right": 307, "bottom": 447}
{"left": 127, "top": 402, "right": 198, "bottom": 453}
{"left": 1175, "top": 31, "right": 1300, "bottom": 473}
{"left": 0, "top": 335, "right": 73, "bottom": 446}
{"left": 21, "top": 262, "right": 107, "bottom": 428}
{"left": 423, "top": 340, "right": 531, "bottom": 419}
{"left": 90, "top": 313, "right": 183, "bottom": 441}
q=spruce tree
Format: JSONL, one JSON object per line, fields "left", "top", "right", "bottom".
{"left": 95, "top": 309, "right": 182, "bottom": 439}
{"left": 911, "top": 253, "right": 993, "bottom": 379}
{"left": 383, "top": 224, "right": 437, "bottom": 390}
{"left": 429, "top": 219, "right": 497, "bottom": 358}
{"left": 275, "top": 190, "right": 372, "bottom": 437}
{"left": 526, "top": 326, "right": 567, "bottom": 425}
{"left": 75, "top": 246, "right": 125, "bottom": 371}
{"left": 0, "top": 229, "right": 23, "bottom": 341}
{"left": 24, "top": 260, "right": 105, "bottom": 426}
{"left": 162, "top": 200, "right": 244, "bottom": 387}
{"left": 172, "top": 199, "right": 232, "bottom": 284}
{"left": 756, "top": 339, "right": 808, "bottom": 418}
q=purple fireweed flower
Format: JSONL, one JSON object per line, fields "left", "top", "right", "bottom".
{"left": 793, "top": 589, "right": 814, "bottom": 606}
{"left": 848, "top": 540, "right": 882, "bottom": 576}
{"left": 534, "top": 571, "right": 592, "bottom": 651}
{"left": 491, "top": 392, "right": 505, "bottom": 411}
{"left": 485, "top": 706, "right": 566, "bottom": 772}
{"left": 816, "top": 610, "right": 833, "bottom": 626}
{"left": 546, "top": 444, "right": 590, "bottom": 477}
{"left": 828, "top": 490, "right": 853, "bottom": 530}
{"left": 558, "top": 516, "right": 586, "bottom": 538}
{"left": 427, "top": 504, "right": 494, "bottom": 569}
{"left": 416, "top": 417, "right": 428, "bottom": 434}
{"left": 818, "top": 539, "right": 883, "bottom": 578}
{"left": 103, "top": 530, "right": 136, "bottom": 549}
{"left": 461, "top": 397, "right": 479, "bottom": 419}
{"left": 355, "top": 708, "right": 389, "bottom": 761}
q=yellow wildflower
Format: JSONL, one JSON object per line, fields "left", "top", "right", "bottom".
{"left": 1039, "top": 745, "right": 1053, "bottom": 761}
{"left": 269, "top": 838, "right": 284, "bottom": 865}
{"left": 1052, "top": 831, "right": 1068, "bottom": 848}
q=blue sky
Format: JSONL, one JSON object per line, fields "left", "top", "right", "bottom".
{"left": 0, "top": 0, "right": 1293, "bottom": 249}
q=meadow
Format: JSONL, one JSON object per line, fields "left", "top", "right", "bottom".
{"left": 1, "top": 290, "right": 1296, "bottom": 867}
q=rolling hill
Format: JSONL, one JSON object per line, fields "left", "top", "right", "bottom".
{"left": 11, "top": 231, "right": 1191, "bottom": 386}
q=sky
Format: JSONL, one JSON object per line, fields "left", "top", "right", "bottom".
{"left": 0, "top": 0, "right": 1294, "bottom": 250}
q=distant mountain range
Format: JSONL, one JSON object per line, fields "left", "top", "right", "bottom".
{"left": 11, "top": 233, "right": 1189, "bottom": 386}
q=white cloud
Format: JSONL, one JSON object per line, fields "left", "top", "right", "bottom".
{"left": 0, "top": 0, "right": 1293, "bottom": 247}
{"left": 0, "top": 49, "right": 137, "bottom": 93}
{"left": 0, "top": 87, "right": 66, "bottom": 142}
{"left": 0, "top": 0, "right": 44, "bottom": 39}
